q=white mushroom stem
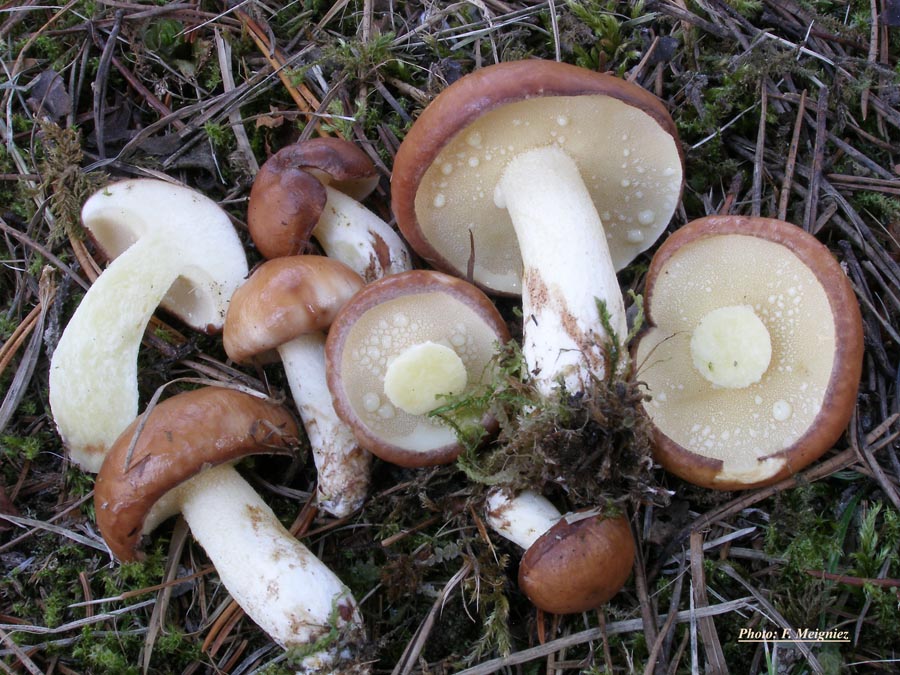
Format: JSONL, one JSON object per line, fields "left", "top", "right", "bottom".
{"left": 495, "top": 145, "right": 628, "bottom": 396}
{"left": 383, "top": 341, "right": 469, "bottom": 415}
{"left": 295, "top": 187, "right": 412, "bottom": 514}
{"left": 484, "top": 488, "right": 562, "bottom": 550}
{"left": 690, "top": 305, "right": 773, "bottom": 388}
{"left": 314, "top": 186, "right": 412, "bottom": 283}
{"left": 278, "top": 334, "right": 372, "bottom": 518}
{"left": 49, "top": 233, "right": 181, "bottom": 472}
{"left": 158, "top": 463, "right": 364, "bottom": 670}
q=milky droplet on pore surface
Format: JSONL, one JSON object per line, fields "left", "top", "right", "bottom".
{"left": 772, "top": 400, "right": 792, "bottom": 422}
{"left": 626, "top": 229, "right": 645, "bottom": 244}
{"left": 638, "top": 209, "right": 655, "bottom": 226}
{"left": 362, "top": 392, "right": 381, "bottom": 413}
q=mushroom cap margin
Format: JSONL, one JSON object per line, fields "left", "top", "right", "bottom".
{"left": 94, "top": 387, "right": 299, "bottom": 561}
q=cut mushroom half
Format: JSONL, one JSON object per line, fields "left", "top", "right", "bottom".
{"left": 94, "top": 387, "right": 367, "bottom": 669}
{"left": 325, "top": 270, "right": 511, "bottom": 468}
{"left": 249, "top": 137, "right": 411, "bottom": 281}
{"left": 485, "top": 488, "right": 635, "bottom": 614}
{"left": 392, "top": 59, "right": 683, "bottom": 395}
{"left": 224, "top": 255, "right": 371, "bottom": 518}
{"left": 49, "top": 179, "right": 249, "bottom": 472}
{"left": 633, "top": 216, "right": 864, "bottom": 489}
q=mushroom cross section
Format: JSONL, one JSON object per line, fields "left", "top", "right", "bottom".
{"left": 48, "top": 179, "right": 249, "bottom": 472}
{"left": 485, "top": 488, "right": 635, "bottom": 614}
{"left": 248, "top": 137, "right": 411, "bottom": 282}
{"left": 325, "top": 270, "right": 511, "bottom": 468}
{"left": 632, "top": 216, "right": 864, "bottom": 489}
{"left": 94, "top": 387, "right": 366, "bottom": 668}
{"left": 224, "top": 255, "right": 371, "bottom": 517}
{"left": 392, "top": 59, "right": 683, "bottom": 395}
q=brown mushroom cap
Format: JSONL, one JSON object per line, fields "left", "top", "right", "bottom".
{"left": 392, "top": 59, "right": 684, "bottom": 295}
{"left": 223, "top": 255, "right": 365, "bottom": 364}
{"left": 248, "top": 137, "right": 380, "bottom": 259}
{"left": 94, "top": 387, "right": 299, "bottom": 561}
{"left": 518, "top": 511, "right": 634, "bottom": 614}
{"left": 325, "top": 270, "right": 511, "bottom": 467}
{"left": 633, "top": 216, "right": 864, "bottom": 489}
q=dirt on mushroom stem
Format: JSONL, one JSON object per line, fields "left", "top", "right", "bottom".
{"left": 434, "top": 338, "right": 665, "bottom": 515}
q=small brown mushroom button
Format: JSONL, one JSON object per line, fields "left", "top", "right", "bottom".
{"left": 391, "top": 59, "right": 683, "bottom": 395}
{"left": 94, "top": 387, "right": 367, "bottom": 667}
{"left": 249, "top": 137, "right": 410, "bottom": 281}
{"left": 485, "top": 489, "right": 634, "bottom": 614}
{"left": 325, "top": 270, "right": 511, "bottom": 467}
{"left": 633, "top": 216, "right": 864, "bottom": 489}
{"left": 224, "top": 256, "right": 371, "bottom": 517}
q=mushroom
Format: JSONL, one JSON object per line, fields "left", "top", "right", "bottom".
{"left": 485, "top": 488, "right": 635, "bottom": 614}
{"left": 392, "top": 60, "right": 683, "bottom": 395}
{"left": 248, "top": 137, "right": 411, "bottom": 281}
{"left": 632, "top": 216, "right": 864, "bottom": 489}
{"left": 224, "top": 255, "right": 371, "bottom": 517}
{"left": 48, "top": 179, "right": 249, "bottom": 472}
{"left": 94, "top": 386, "right": 367, "bottom": 669}
{"left": 325, "top": 270, "right": 511, "bottom": 468}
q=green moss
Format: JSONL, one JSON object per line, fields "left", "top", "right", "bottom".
{"left": 142, "top": 19, "right": 185, "bottom": 56}
{"left": 37, "top": 123, "right": 106, "bottom": 244}
{"left": 203, "top": 121, "right": 233, "bottom": 152}
{"left": 563, "top": 0, "right": 647, "bottom": 74}
{"left": 72, "top": 627, "right": 142, "bottom": 675}
{"left": 1, "top": 434, "right": 42, "bottom": 461}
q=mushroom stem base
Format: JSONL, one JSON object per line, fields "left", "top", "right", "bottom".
{"left": 279, "top": 335, "right": 372, "bottom": 517}
{"left": 178, "top": 463, "right": 364, "bottom": 662}
{"left": 484, "top": 488, "right": 561, "bottom": 550}
{"left": 497, "top": 145, "right": 627, "bottom": 396}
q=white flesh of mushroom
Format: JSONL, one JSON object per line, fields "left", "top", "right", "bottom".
{"left": 689, "top": 305, "right": 773, "bottom": 388}
{"left": 484, "top": 488, "right": 562, "bottom": 550}
{"left": 146, "top": 462, "right": 363, "bottom": 670}
{"left": 314, "top": 186, "right": 412, "bottom": 283}
{"left": 50, "top": 236, "right": 179, "bottom": 472}
{"left": 278, "top": 334, "right": 372, "bottom": 518}
{"left": 382, "top": 341, "right": 469, "bottom": 415}
{"left": 49, "top": 180, "right": 248, "bottom": 472}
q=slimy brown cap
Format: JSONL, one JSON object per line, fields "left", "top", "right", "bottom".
{"left": 249, "top": 138, "right": 380, "bottom": 259}
{"left": 94, "top": 387, "right": 299, "bottom": 561}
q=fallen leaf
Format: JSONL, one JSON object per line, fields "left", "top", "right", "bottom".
{"left": 26, "top": 69, "right": 71, "bottom": 121}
